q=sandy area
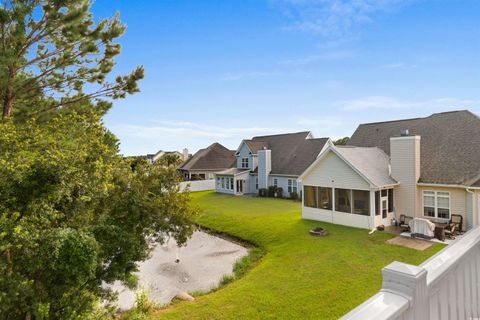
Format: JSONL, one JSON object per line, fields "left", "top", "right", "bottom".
{"left": 105, "top": 231, "right": 248, "bottom": 310}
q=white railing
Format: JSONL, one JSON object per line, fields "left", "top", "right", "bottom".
{"left": 179, "top": 179, "right": 215, "bottom": 192}
{"left": 342, "top": 227, "right": 480, "bottom": 320}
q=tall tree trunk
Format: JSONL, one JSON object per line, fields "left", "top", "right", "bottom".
{"left": 2, "top": 67, "right": 15, "bottom": 120}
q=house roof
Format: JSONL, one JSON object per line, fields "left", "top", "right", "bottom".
{"left": 347, "top": 110, "right": 480, "bottom": 186}
{"left": 243, "top": 140, "right": 268, "bottom": 153}
{"left": 246, "top": 131, "right": 329, "bottom": 176}
{"left": 178, "top": 143, "right": 236, "bottom": 171}
{"left": 334, "top": 146, "right": 398, "bottom": 187}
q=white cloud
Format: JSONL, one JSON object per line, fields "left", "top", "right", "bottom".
{"left": 337, "top": 96, "right": 480, "bottom": 111}
{"left": 270, "top": 0, "right": 415, "bottom": 37}
{"left": 110, "top": 121, "right": 285, "bottom": 142}
{"left": 220, "top": 71, "right": 281, "bottom": 81}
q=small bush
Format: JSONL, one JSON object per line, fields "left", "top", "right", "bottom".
{"left": 258, "top": 188, "right": 267, "bottom": 197}
{"left": 289, "top": 191, "right": 299, "bottom": 200}
{"left": 220, "top": 274, "right": 235, "bottom": 286}
{"left": 267, "top": 186, "right": 277, "bottom": 197}
{"left": 276, "top": 187, "right": 284, "bottom": 198}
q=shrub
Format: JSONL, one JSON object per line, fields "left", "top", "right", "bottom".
{"left": 276, "top": 187, "right": 284, "bottom": 198}
{"left": 267, "top": 186, "right": 277, "bottom": 197}
{"left": 290, "top": 191, "right": 299, "bottom": 200}
{"left": 124, "top": 273, "right": 139, "bottom": 290}
{"left": 258, "top": 188, "right": 267, "bottom": 197}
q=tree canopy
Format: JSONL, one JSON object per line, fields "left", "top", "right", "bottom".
{"left": 0, "top": 0, "right": 143, "bottom": 120}
{"left": 0, "top": 1, "right": 197, "bottom": 319}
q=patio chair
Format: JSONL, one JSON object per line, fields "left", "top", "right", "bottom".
{"left": 444, "top": 224, "right": 456, "bottom": 240}
{"left": 449, "top": 214, "right": 463, "bottom": 233}
{"left": 399, "top": 215, "right": 413, "bottom": 232}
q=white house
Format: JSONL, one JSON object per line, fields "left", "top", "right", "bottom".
{"left": 215, "top": 132, "right": 330, "bottom": 197}
{"left": 299, "top": 110, "right": 480, "bottom": 231}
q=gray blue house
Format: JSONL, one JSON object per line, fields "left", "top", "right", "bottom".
{"left": 215, "top": 132, "right": 330, "bottom": 197}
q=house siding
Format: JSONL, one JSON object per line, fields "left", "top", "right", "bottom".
{"left": 390, "top": 136, "right": 421, "bottom": 218}
{"left": 268, "top": 175, "right": 299, "bottom": 197}
{"left": 302, "top": 151, "right": 370, "bottom": 191}
{"left": 417, "top": 185, "right": 468, "bottom": 231}
{"left": 302, "top": 206, "right": 374, "bottom": 229}
{"left": 236, "top": 143, "right": 253, "bottom": 169}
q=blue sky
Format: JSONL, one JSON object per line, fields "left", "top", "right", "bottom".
{"left": 93, "top": 0, "right": 480, "bottom": 155}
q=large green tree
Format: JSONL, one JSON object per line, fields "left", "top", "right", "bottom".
{"left": 0, "top": 1, "right": 197, "bottom": 319}
{"left": 0, "top": 0, "right": 143, "bottom": 119}
{"left": 0, "top": 112, "right": 197, "bottom": 319}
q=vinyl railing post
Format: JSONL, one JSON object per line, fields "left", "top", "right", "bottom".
{"left": 381, "top": 261, "right": 429, "bottom": 320}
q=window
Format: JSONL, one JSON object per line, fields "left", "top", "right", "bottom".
{"left": 255, "top": 177, "right": 258, "bottom": 190}
{"left": 273, "top": 178, "right": 278, "bottom": 187}
{"left": 217, "top": 177, "right": 221, "bottom": 188}
{"left": 287, "top": 179, "right": 297, "bottom": 193}
{"left": 317, "top": 187, "right": 332, "bottom": 210}
{"left": 423, "top": 191, "right": 450, "bottom": 219}
{"left": 221, "top": 177, "right": 225, "bottom": 189}
{"left": 335, "top": 189, "right": 352, "bottom": 213}
{"left": 241, "top": 157, "right": 249, "bottom": 168}
{"left": 230, "top": 178, "right": 234, "bottom": 190}
{"left": 352, "top": 190, "right": 370, "bottom": 216}
{"left": 304, "top": 186, "right": 317, "bottom": 208}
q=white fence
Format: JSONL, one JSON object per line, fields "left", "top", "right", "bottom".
{"left": 179, "top": 179, "right": 215, "bottom": 192}
{"left": 342, "top": 227, "right": 480, "bottom": 320}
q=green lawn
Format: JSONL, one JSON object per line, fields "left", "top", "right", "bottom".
{"left": 155, "top": 191, "right": 444, "bottom": 319}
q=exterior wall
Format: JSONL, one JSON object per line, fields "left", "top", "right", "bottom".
{"left": 300, "top": 151, "right": 375, "bottom": 229}
{"left": 235, "top": 171, "right": 251, "bottom": 195}
{"left": 250, "top": 174, "right": 258, "bottom": 194}
{"left": 302, "top": 205, "right": 375, "bottom": 229}
{"left": 302, "top": 151, "right": 370, "bottom": 191}
{"left": 467, "top": 191, "right": 474, "bottom": 230}
{"left": 257, "top": 150, "right": 271, "bottom": 189}
{"left": 236, "top": 143, "right": 254, "bottom": 169}
{"left": 269, "top": 175, "right": 299, "bottom": 197}
{"left": 417, "top": 185, "right": 468, "bottom": 231}
{"left": 390, "top": 136, "right": 421, "bottom": 218}
{"left": 215, "top": 175, "right": 235, "bottom": 195}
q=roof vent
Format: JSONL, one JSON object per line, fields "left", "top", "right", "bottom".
{"left": 400, "top": 129, "right": 409, "bottom": 137}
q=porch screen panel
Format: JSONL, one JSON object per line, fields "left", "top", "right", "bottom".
{"left": 375, "top": 191, "right": 380, "bottom": 216}
{"left": 317, "top": 187, "right": 332, "bottom": 210}
{"left": 304, "top": 186, "right": 317, "bottom": 208}
{"left": 335, "top": 189, "right": 351, "bottom": 213}
{"left": 388, "top": 189, "right": 394, "bottom": 212}
{"left": 353, "top": 190, "right": 370, "bottom": 216}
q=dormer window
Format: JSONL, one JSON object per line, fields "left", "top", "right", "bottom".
{"left": 241, "top": 157, "right": 249, "bottom": 168}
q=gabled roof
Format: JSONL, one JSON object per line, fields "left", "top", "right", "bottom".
{"left": 178, "top": 143, "right": 236, "bottom": 171}
{"left": 348, "top": 110, "right": 480, "bottom": 187}
{"left": 299, "top": 145, "right": 397, "bottom": 188}
{"left": 335, "top": 146, "right": 397, "bottom": 187}
{"left": 243, "top": 140, "right": 268, "bottom": 154}
{"left": 215, "top": 168, "right": 250, "bottom": 176}
{"left": 246, "top": 131, "right": 329, "bottom": 176}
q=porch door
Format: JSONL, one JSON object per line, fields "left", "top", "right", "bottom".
{"left": 381, "top": 189, "right": 388, "bottom": 223}
{"left": 236, "top": 180, "right": 243, "bottom": 194}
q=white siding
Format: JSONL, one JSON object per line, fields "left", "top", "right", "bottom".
{"left": 258, "top": 150, "right": 271, "bottom": 189}
{"left": 302, "top": 206, "right": 374, "bottom": 229}
{"left": 302, "top": 151, "right": 370, "bottom": 190}
{"left": 236, "top": 143, "right": 253, "bottom": 169}
{"left": 417, "top": 186, "right": 468, "bottom": 231}
{"left": 269, "top": 175, "right": 299, "bottom": 197}
{"left": 215, "top": 175, "right": 235, "bottom": 195}
{"left": 390, "top": 136, "right": 420, "bottom": 218}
